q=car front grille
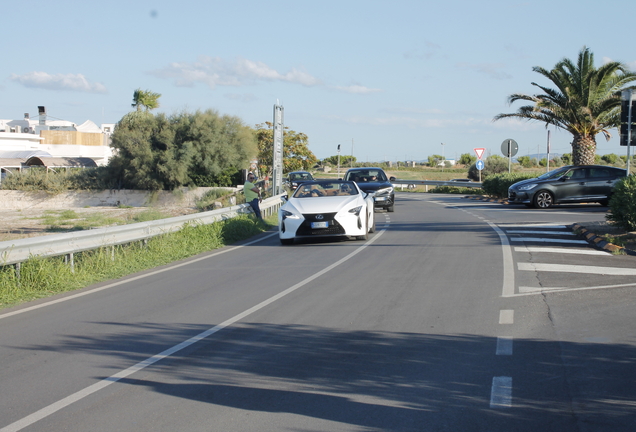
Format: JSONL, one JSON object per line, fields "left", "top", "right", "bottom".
{"left": 296, "top": 212, "right": 346, "bottom": 236}
{"left": 508, "top": 190, "right": 517, "bottom": 200}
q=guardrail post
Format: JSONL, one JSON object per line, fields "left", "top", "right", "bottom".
{"left": 14, "top": 262, "right": 21, "bottom": 280}
{"left": 65, "top": 253, "right": 75, "bottom": 273}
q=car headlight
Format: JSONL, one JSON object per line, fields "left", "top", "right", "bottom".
{"left": 518, "top": 183, "right": 538, "bottom": 191}
{"left": 348, "top": 206, "right": 363, "bottom": 216}
{"left": 375, "top": 187, "right": 393, "bottom": 195}
{"left": 281, "top": 209, "right": 300, "bottom": 220}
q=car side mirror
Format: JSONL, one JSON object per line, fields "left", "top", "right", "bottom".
{"left": 389, "top": 176, "right": 396, "bottom": 181}
{"left": 281, "top": 194, "right": 288, "bottom": 202}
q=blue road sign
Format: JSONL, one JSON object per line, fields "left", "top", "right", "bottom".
{"left": 476, "top": 160, "right": 485, "bottom": 170}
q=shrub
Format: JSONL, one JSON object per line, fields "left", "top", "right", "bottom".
{"left": 481, "top": 173, "right": 537, "bottom": 198}
{"left": 606, "top": 175, "right": 636, "bottom": 231}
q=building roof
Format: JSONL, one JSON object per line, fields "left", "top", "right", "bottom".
{"left": 25, "top": 156, "right": 98, "bottom": 168}
{"left": 0, "top": 150, "right": 52, "bottom": 159}
{"left": 0, "top": 158, "right": 26, "bottom": 169}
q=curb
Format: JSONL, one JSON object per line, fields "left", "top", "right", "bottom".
{"left": 570, "top": 224, "right": 635, "bottom": 255}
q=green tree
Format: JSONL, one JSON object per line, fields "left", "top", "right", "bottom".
{"left": 561, "top": 153, "right": 572, "bottom": 165}
{"left": 174, "top": 110, "right": 257, "bottom": 186}
{"left": 254, "top": 122, "right": 318, "bottom": 177}
{"left": 427, "top": 154, "right": 444, "bottom": 167}
{"left": 323, "top": 155, "right": 357, "bottom": 166}
{"left": 494, "top": 47, "right": 636, "bottom": 165}
{"left": 109, "top": 110, "right": 256, "bottom": 190}
{"left": 109, "top": 111, "right": 192, "bottom": 190}
{"left": 601, "top": 153, "right": 619, "bottom": 165}
{"left": 516, "top": 155, "right": 532, "bottom": 168}
{"left": 132, "top": 88, "right": 161, "bottom": 112}
{"left": 458, "top": 153, "right": 477, "bottom": 166}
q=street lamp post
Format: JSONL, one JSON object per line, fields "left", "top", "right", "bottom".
{"left": 441, "top": 143, "right": 445, "bottom": 171}
{"left": 337, "top": 145, "right": 341, "bottom": 178}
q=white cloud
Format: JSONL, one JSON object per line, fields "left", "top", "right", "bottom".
{"left": 332, "top": 84, "right": 382, "bottom": 94}
{"left": 9, "top": 72, "right": 108, "bottom": 93}
{"left": 150, "top": 56, "right": 322, "bottom": 88}
{"left": 455, "top": 63, "right": 512, "bottom": 80}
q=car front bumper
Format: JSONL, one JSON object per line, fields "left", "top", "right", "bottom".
{"left": 373, "top": 194, "right": 394, "bottom": 207}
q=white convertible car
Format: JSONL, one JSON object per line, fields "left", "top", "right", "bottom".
{"left": 278, "top": 180, "right": 375, "bottom": 245}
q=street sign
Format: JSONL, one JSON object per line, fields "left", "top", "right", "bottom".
{"left": 474, "top": 148, "right": 485, "bottom": 159}
{"left": 501, "top": 139, "right": 518, "bottom": 157}
{"left": 476, "top": 160, "right": 485, "bottom": 170}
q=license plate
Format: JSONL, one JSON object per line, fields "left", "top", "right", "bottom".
{"left": 311, "top": 221, "right": 329, "bottom": 229}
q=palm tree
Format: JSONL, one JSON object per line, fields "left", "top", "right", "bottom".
{"left": 131, "top": 88, "right": 161, "bottom": 112}
{"left": 494, "top": 47, "right": 636, "bottom": 165}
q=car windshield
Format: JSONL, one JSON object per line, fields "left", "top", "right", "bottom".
{"left": 536, "top": 167, "right": 571, "bottom": 180}
{"left": 344, "top": 170, "right": 387, "bottom": 182}
{"left": 292, "top": 181, "right": 359, "bottom": 198}
{"left": 289, "top": 173, "right": 312, "bottom": 181}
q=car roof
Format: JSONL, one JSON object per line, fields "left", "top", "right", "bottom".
{"left": 346, "top": 167, "right": 385, "bottom": 171}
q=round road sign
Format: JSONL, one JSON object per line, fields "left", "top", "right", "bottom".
{"left": 476, "top": 160, "right": 485, "bottom": 170}
{"left": 501, "top": 139, "right": 518, "bottom": 157}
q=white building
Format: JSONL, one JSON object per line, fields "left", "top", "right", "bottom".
{"left": 0, "top": 107, "right": 114, "bottom": 169}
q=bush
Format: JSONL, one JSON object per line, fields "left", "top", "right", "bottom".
{"left": 481, "top": 173, "right": 537, "bottom": 198}
{"left": 606, "top": 175, "right": 636, "bottom": 231}
{"left": 467, "top": 156, "right": 509, "bottom": 181}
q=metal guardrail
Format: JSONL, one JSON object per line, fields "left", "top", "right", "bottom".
{"left": 0, "top": 195, "right": 285, "bottom": 267}
{"left": 392, "top": 179, "right": 483, "bottom": 189}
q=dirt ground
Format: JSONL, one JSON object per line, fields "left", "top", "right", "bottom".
{"left": 0, "top": 206, "right": 199, "bottom": 242}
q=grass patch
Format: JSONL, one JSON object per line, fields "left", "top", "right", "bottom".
{"left": 41, "top": 209, "right": 122, "bottom": 232}
{"left": 0, "top": 215, "right": 273, "bottom": 309}
{"left": 129, "top": 209, "right": 167, "bottom": 223}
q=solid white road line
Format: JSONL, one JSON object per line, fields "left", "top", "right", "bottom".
{"left": 516, "top": 281, "right": 636, "bottom": 295}
{"left": 514, "top": 246, "right": 610, "bottom": 256}
{"left": 505, "top": 230, "right": 575, "bottom": 236}
{"left": 499, "top": 224, "right": 569, "bottom": 229}
{"left": 510, "top": 237, "right": 588, "bottom": 244}
{"left": 0, "top": 231, "right": 386, "bottom": 432}
{"left": 490, "top": 377, "right": 513, "bottom": 408}
{"left": 518, "top": 262, "right": 636, "bottom": 276}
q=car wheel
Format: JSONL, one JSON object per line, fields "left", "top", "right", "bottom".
{"left": 280, "top": 238, "right": 294, "bottom": 245}
{"left": 369, "top": 213, "right": 376, "bottom": 233}
{"left": 533, "top": 190, "right": 554, "bottom": 209}
{"left": 387, "top": 204, "right": 395, "bottom": 212}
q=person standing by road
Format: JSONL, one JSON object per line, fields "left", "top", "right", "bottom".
{"left": 244, "top": 172, "right": 262, "bottom": 220}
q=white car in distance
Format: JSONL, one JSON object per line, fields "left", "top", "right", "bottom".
{"left": 278, "top": 180, "right": 375, "bottom": 245}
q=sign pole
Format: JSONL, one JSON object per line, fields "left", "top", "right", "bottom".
{"left": 628, "top": 89, "right": 633, "bottom": 176}
{"left": 546, "top": 130, "right": 551, "bottom": 173}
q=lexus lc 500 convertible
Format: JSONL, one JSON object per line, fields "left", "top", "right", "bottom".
{"left": 278, "top": 180, "right": 375, "bottom": 245}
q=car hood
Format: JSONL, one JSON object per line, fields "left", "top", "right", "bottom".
{"left": 510, "top": 177, "right": 541, "bottom": 188}
{"left": 355, "top": 181, "right": 392, "bottom": 192}
{"left": 287, "top": 195, "right": 360, "bottom": 214}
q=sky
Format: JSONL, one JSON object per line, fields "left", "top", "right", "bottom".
{"left": 2, "top": 0, "right": 636, "bottom": 163}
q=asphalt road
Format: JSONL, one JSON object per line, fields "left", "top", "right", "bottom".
{"left": 0, "top": 193, "right": 634, "bottom": 431}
